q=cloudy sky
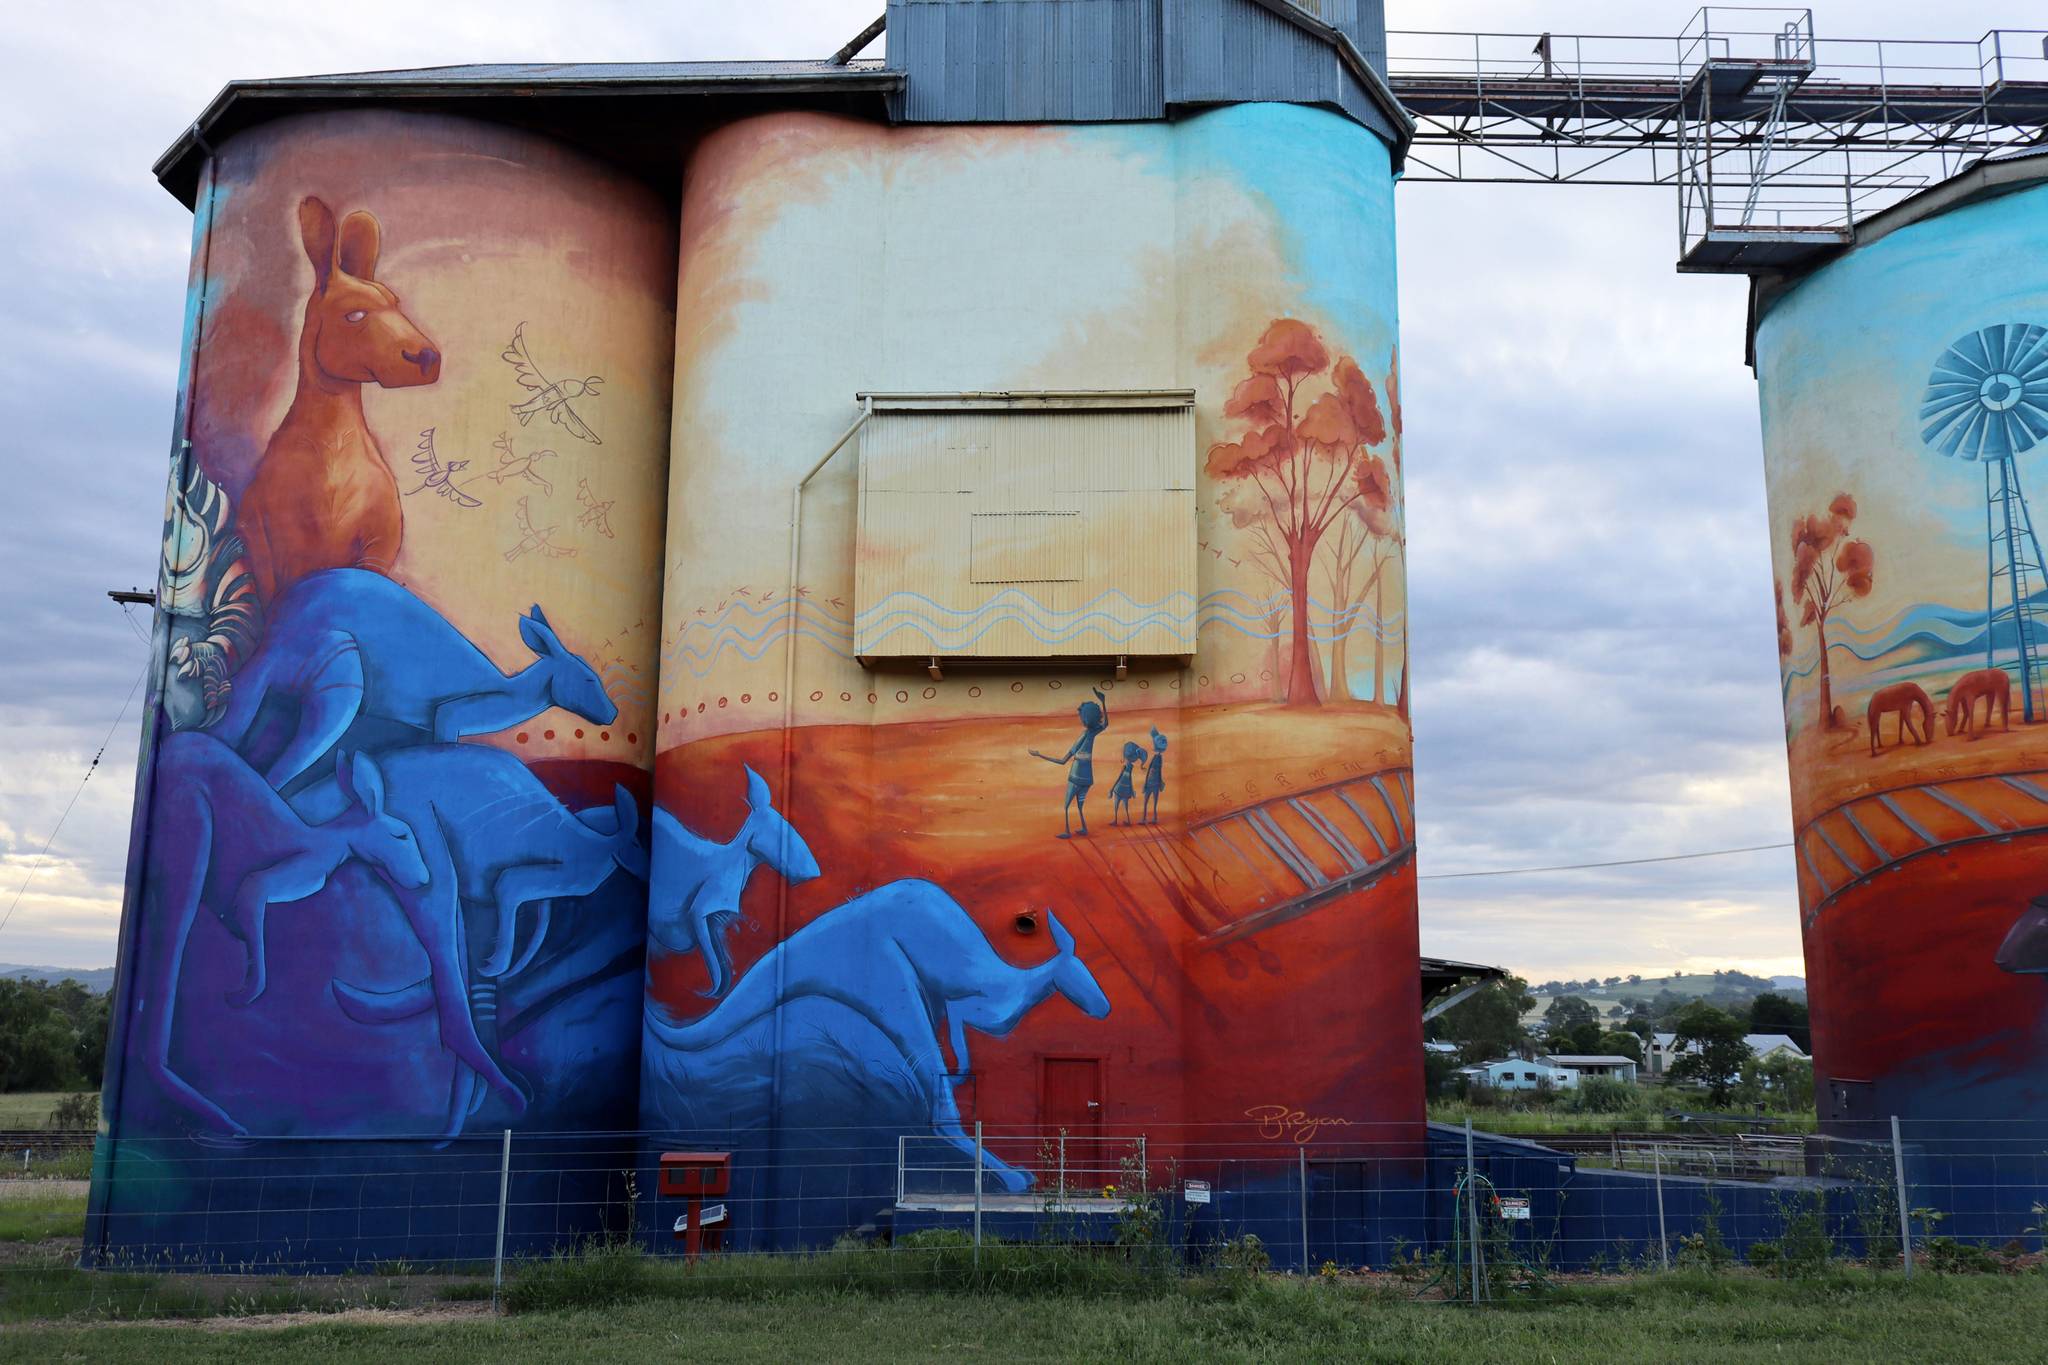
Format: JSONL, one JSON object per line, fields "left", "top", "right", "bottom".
{"left": 0, "top": 0, "right": 2026, "bottom": 976}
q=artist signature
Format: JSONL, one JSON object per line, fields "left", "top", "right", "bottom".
{"left": 1244, "top": 1105, "right": 1357, "bottom": 1144}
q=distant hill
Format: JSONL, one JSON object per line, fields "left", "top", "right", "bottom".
{"left": 1523, "top": 971, "right": 1805, "bottom": 1026}
{"left": 0, "top": 964, "right": 114, "bottom": 993}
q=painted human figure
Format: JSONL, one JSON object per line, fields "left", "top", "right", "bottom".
{"left": 1028, "top": 687, "right": 1109, "bottom": 839}
{"left": 1109, "top": 742, "right": 1143, "bottom": 826}
{"left": 1141, "top": 725, "right": 1167, "bottom": 825}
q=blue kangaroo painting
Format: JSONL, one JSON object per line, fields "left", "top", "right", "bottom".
{"left": 640, "top": 765, "right": 1115, "bottom": 1196}
{"left": 130, "top": 735, "right": 424, "bottom": 1134}
{"left": 292, "top": 743, "right": 649, "bottom": 1138}
{"left": 212, "top": 569, "right": 616, "bottom": 790}
{"left": 113, "top": 492, "right": 648, "bottom": 1142}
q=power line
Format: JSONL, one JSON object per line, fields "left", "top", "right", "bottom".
{"left": 0, "top": 660, "right": 150, "bottom": 941}
{"left": 1418, "top": 841, "right": 1794, "bottom": 881}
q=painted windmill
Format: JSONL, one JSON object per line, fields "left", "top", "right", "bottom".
{"left": 1922, "top": 323, "right": 2048, "bottom": 721}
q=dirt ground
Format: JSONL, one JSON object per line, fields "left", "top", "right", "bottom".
{"left": 1786, "top": 709, "right": 2048, "bottom": 829}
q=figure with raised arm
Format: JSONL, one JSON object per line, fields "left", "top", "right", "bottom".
{"left": 1028, "top": 687, "right": 1109, "bottom": 839}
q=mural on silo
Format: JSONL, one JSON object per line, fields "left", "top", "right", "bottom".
{"left": 640, "top": 103, "right": 1418, "bottom": 1219}
{"left": 1757, "top": 178, "right": 2048, "bottom": 1124}
{"left": 103, "top": 110, "right": 675, "bottom": 1150}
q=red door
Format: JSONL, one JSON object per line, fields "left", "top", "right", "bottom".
{"left": 1041, "top": 1057, "right": 1103, "bottom": 1137}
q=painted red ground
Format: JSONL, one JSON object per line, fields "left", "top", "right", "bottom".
{"left": 649, "top": 702, "right": 1423, "bottom": 1161}
{"left": 1805, "top": 832, "right": 2048, "bottom": 1107}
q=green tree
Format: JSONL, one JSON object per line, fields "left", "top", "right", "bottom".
{"left": 1544, "top": 995, "right": 1600, "bottom": 1035}
{"left": 1748, "top": 993, "right": 1811, "bottom": 1052}
{"left": 1427, "top": 975, "right": 1534, "bottom": 1064}
{"left": 1667, "top": 1002, "right": 1754, "bottom": 1105}
{"left": 1596, "top": 1030, "right": 1644, "bottom": 1064}
{"left": 1759, "top": 1053, "right": 1815, "bottom": 1111}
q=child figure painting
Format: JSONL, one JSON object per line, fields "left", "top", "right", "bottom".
{"left": 1029, "top": 687, "right": 1110, "bottom": 839}
{"left": 1142, "top": 726, "right": 1167, "bottom": 825}
{"left": 1110, "top": 741, "right": 1143, "bottom": 826}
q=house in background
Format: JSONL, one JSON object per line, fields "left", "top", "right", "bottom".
{"left": 1648, "top": 1032, "right": 1808, "bottom": 1076}
{"left": 1543, "top": 1054, "right": 1640, "bottom": 1085}
{"left": 1460, "top": 1059, "right": 1578, "bottom": 1091}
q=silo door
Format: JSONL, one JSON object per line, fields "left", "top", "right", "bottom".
{"left": 1042, "top": 1057, "right": 1103, "bottom": 1139}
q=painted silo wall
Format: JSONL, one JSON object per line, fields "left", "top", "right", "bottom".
{"left": 642, "top": 103, "right": 1415, "bottom": 1236}
{"left": 94, "top": 109, "right": 673, "bottom": 1260}
{"left": 1756, "top": 177, "right": 2048, "bottom": 1127}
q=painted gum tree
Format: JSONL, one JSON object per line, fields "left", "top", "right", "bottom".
{"left": 1789, "top": 493, "right": 1875, "bottom": 729}
{"left": 1207, "top": 319, "right": 1391, "bottom": 705}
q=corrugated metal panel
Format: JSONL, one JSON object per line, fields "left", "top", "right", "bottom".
{"left": 1162, "top": 0, "right": 1399, "bottom": 147}
{"left": 888, "top": 0, "right": 1164, "bottom": 124}
{"left": 886, "top": 1, "right": 1398, "bottom": 150}
{"left": 855, "top": 393, "right": 1197, "bottom": 659}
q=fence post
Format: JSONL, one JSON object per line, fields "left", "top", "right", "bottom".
{"left": 1298, "top": 1145, "right": 1310, "bottom": 1274}
{"left": 1892, "top": 1115, "right": 1913, "bottom": 1277}
{"left": 1463, "top": 1117, "right": 1483, "bottom": 1304}
{"left": 1058, "top": 1131, "right": 1067, "bottom": 1203}
{"left": 492, "top": 1128, "right": 512, "bottom": 1314}
{"left": 1653, "top": 1144, "right": 1670, "bottom": 1271}
{"left": 973, "top": 1120, "right": 984, "bottom": 1272}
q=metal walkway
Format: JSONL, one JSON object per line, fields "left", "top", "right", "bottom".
{"left": 1795, "top": 768, "right": 2048, "bottom": 923}
{"left": 1385, "top": 9, "right": 2048, "bottom": 272}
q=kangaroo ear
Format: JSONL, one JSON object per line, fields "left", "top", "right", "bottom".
{"left": 333, "top": 747, "right": 356, "bottom": 802}
{"left": 743, "top": 764, "right": 772, "bottom": 810}
{"left": 613, "top": 784, "right": 639, "bottom": 836}
{"left": 517, "top": 609, "right": 562, "bottom": 657}
{"left": 335, "top": 209, "right": 381, "bottom": 282}
{"left": 349, "top": 752, "right": 387, "bottom": 815}
{"left": 298, "top": 197, "right": 337, "bottom": 293}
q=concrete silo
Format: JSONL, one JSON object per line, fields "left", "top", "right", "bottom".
{"left": 1752, "top": 151, "right": 2048, "bottom": 1132}
{"left": 94, "top": 109, "right": 675, "bottom": 1263}
{"left": 99, "top": 0, "right": 1421, "bottom": 1267}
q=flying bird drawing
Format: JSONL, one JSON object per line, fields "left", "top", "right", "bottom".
{"left": 502, "top": 322, "right": 603, "bottom": 445}
{"left": 403, "top": 428, "right": 482, "bottom": 508}
{"left": 576, "top": 479, "right": 616, "bottom": 539}
{"left": 487, "top": 432, "right": 557, "bottom": 495}
{"left": 504, "top": 496, "right": 576, "bottom": 563}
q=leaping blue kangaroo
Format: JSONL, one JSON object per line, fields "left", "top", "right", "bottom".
{"left": 291, "top": 744, "right": 649, "bottom": 1138}
{"left": 649, "top": 765, "right": 821, "bottom": 999}
{"left": 645, "top": 882, "right": 1113, "bottom": 1192}
{"left": 211, "top": 568, "right": 616, "bottom": 790}
{"left": 134, "top": 733, "right": 429, "bottom": 1134}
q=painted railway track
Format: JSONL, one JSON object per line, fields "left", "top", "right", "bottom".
{"left": 1074, "top": 765, "right": 1416, "bottom": 954}
{"left": 1796, "top": 767, "right": 2048, "bottom": 924}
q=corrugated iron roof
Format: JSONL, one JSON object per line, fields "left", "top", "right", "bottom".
{"left": 154, "top": 59, "right": 903, "bottom": 206}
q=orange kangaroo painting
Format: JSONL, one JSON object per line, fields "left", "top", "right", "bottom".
{"left": 237, "top": 198, "right": 441, "bottom": 602}
{"left": 1868, "top": 682, "right": 1935, "bottom": 755}
{"left": 1945, "top": 668, "right": 2013, "bottom": 738}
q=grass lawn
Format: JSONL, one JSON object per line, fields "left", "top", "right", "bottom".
{"left": 1425, "top": 1104, "right": 1819, "bottom": 1135}
{"left": 0, "top": 1272, "right": 2044, "bottom": 1363}
{"left": 0, "top": 1194, "right": 85, "bottom": 1244}
{"left": 0, "top": 1092, "right": 92, "bottom": 1128}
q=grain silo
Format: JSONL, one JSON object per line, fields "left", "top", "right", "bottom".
{"left": 1752, "top": 151, "right": 2048, "bottom": 1135}
{"left": 94, "top": 1, "right": 1421, "bottom": 1268}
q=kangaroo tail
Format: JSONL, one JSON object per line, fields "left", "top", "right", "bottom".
{"left": 643, "top": 995, "right": 775, "bottom": 1054}
{"left": 333, "top": 974, "right": 434, "bottom": 1024}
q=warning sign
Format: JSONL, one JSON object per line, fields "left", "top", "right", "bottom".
{"left": 1183, "top": 1180, "right": 1213, "bottom": 1205}
{"left": 1498, "top": 1197, "right": 1531, "bottom": 1221}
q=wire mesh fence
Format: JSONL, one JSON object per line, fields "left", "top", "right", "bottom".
{"left": 5, "top": 1117, "right": 2048, "bottom": 1321}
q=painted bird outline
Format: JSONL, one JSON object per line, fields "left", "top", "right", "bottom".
{"left": 487, "top": 432, "right": 556, "bottom": 495}
{"left": 576, "top": 478, "right": 616, "bottom": 539}
{"left": 504, "top": 496, "right": 576, "bottom": 563}
{"left": 405, "top": 428, "right": 482, "bottom": 508}
{"left": 501, "top": 322, "right": 603, "bottom": 445}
